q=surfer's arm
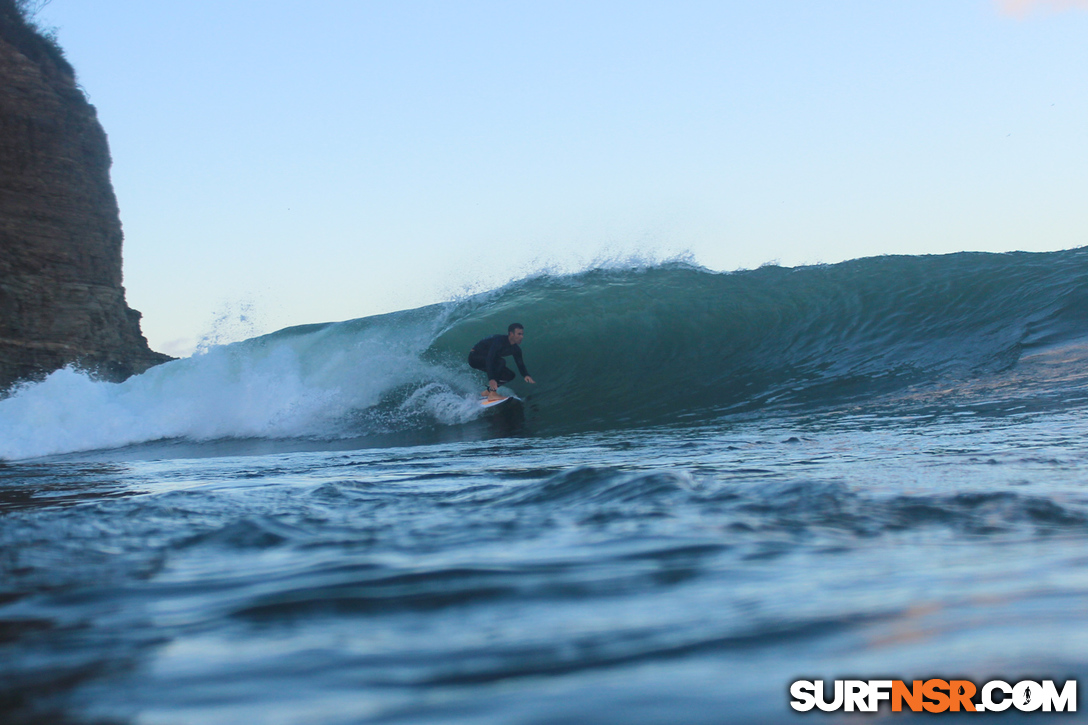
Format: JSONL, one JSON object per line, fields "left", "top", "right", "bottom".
{"left": 512, "top": 348, "right": 529, "bottom": 378}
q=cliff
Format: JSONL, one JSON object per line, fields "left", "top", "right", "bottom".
{"left": 0, "top": 0, "right": 170, "bottom": 392}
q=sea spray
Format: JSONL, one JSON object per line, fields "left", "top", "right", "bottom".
{"left": 0, "top": 307, "right": 477, "bottom": 460}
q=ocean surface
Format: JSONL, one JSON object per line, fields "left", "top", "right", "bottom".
{"left": 2, "top": 249, "right": 1088, "bottom": 723}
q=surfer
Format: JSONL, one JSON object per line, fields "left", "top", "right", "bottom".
{"left": 469, "top": 323, "right": 536, "bottom": 400}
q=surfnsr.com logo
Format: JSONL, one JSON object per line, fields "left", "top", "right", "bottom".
{"left": 790, "top": 679, "right": 1076, "bottom": 713}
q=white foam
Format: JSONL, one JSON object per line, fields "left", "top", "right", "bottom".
{"left": 399, "top": 383, "right": 490, "bottom": 426}
{"left": 0, "top": 309, "right": 483, "bottom": 460}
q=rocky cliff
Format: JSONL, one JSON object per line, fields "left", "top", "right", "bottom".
{"left": 0, "top": 1, "right": 170, "bottom": 392}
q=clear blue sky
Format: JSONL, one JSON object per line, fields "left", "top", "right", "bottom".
{"left": 35, "top": 0, "right": 1088, "bottom": 356}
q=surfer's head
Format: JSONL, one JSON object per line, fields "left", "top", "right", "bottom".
{"left": 508, "top": 323, "right": 524, "bottom": 345}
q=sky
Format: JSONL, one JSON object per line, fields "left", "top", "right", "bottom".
{"left": 32, "top": 0, "right": 1088, "bottom": 357}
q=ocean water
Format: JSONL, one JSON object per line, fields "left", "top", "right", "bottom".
{"left": 2, "top": 250, "right": 1088, "bottom": 723}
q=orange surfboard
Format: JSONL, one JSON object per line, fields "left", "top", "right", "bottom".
{"left": 480, "top": 395, "right": 520, "bottom": 408}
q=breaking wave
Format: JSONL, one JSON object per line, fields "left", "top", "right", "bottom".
{"left": 3, "top": 247, "right": 1088, "bottom": 459}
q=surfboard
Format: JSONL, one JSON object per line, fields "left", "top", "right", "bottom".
{"left": 480, "top": 395, "right": 520, "bottom": 409}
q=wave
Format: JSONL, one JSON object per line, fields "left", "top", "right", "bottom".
{"left": 3, "top": 248, "right": 1088, "bottom": 459}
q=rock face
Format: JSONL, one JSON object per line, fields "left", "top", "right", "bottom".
{"left": 0, "top": 1, "right": 170, "bottom": 392}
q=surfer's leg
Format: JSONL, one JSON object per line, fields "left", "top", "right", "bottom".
{"left": 495, "top": 364, "right": 515, "bottom": 386}
{"left": 467, "top": 352, "right": 487, "bottom": 371}
{"left": 480, "top": 365, "right": 515, "bottom": 399}
{"left": 468, "top": 352, "right": 492, "bottom": 395}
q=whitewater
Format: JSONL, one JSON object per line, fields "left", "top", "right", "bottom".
{"left": 3, "top": 249, "right": 1088, "bottom": 723}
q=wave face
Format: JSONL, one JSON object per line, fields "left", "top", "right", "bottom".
{"left": 3, "top": 247, "right": 1088, "bottom": 459}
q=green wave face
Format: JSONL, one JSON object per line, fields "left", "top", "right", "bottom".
{"left": 427, "top": 248, "right": 1088, "bottom": 434}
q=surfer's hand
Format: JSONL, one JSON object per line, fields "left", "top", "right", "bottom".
{"left": 524, "top": 376, "right": 535, "bottom": 384}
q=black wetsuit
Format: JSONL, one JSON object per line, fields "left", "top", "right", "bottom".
{"left": 468, "top": 335, "right": 529, "bottom": 386}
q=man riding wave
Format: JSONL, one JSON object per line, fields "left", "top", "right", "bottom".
{"left": 468, "top": 323, "right": 536, "bottom": 400}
